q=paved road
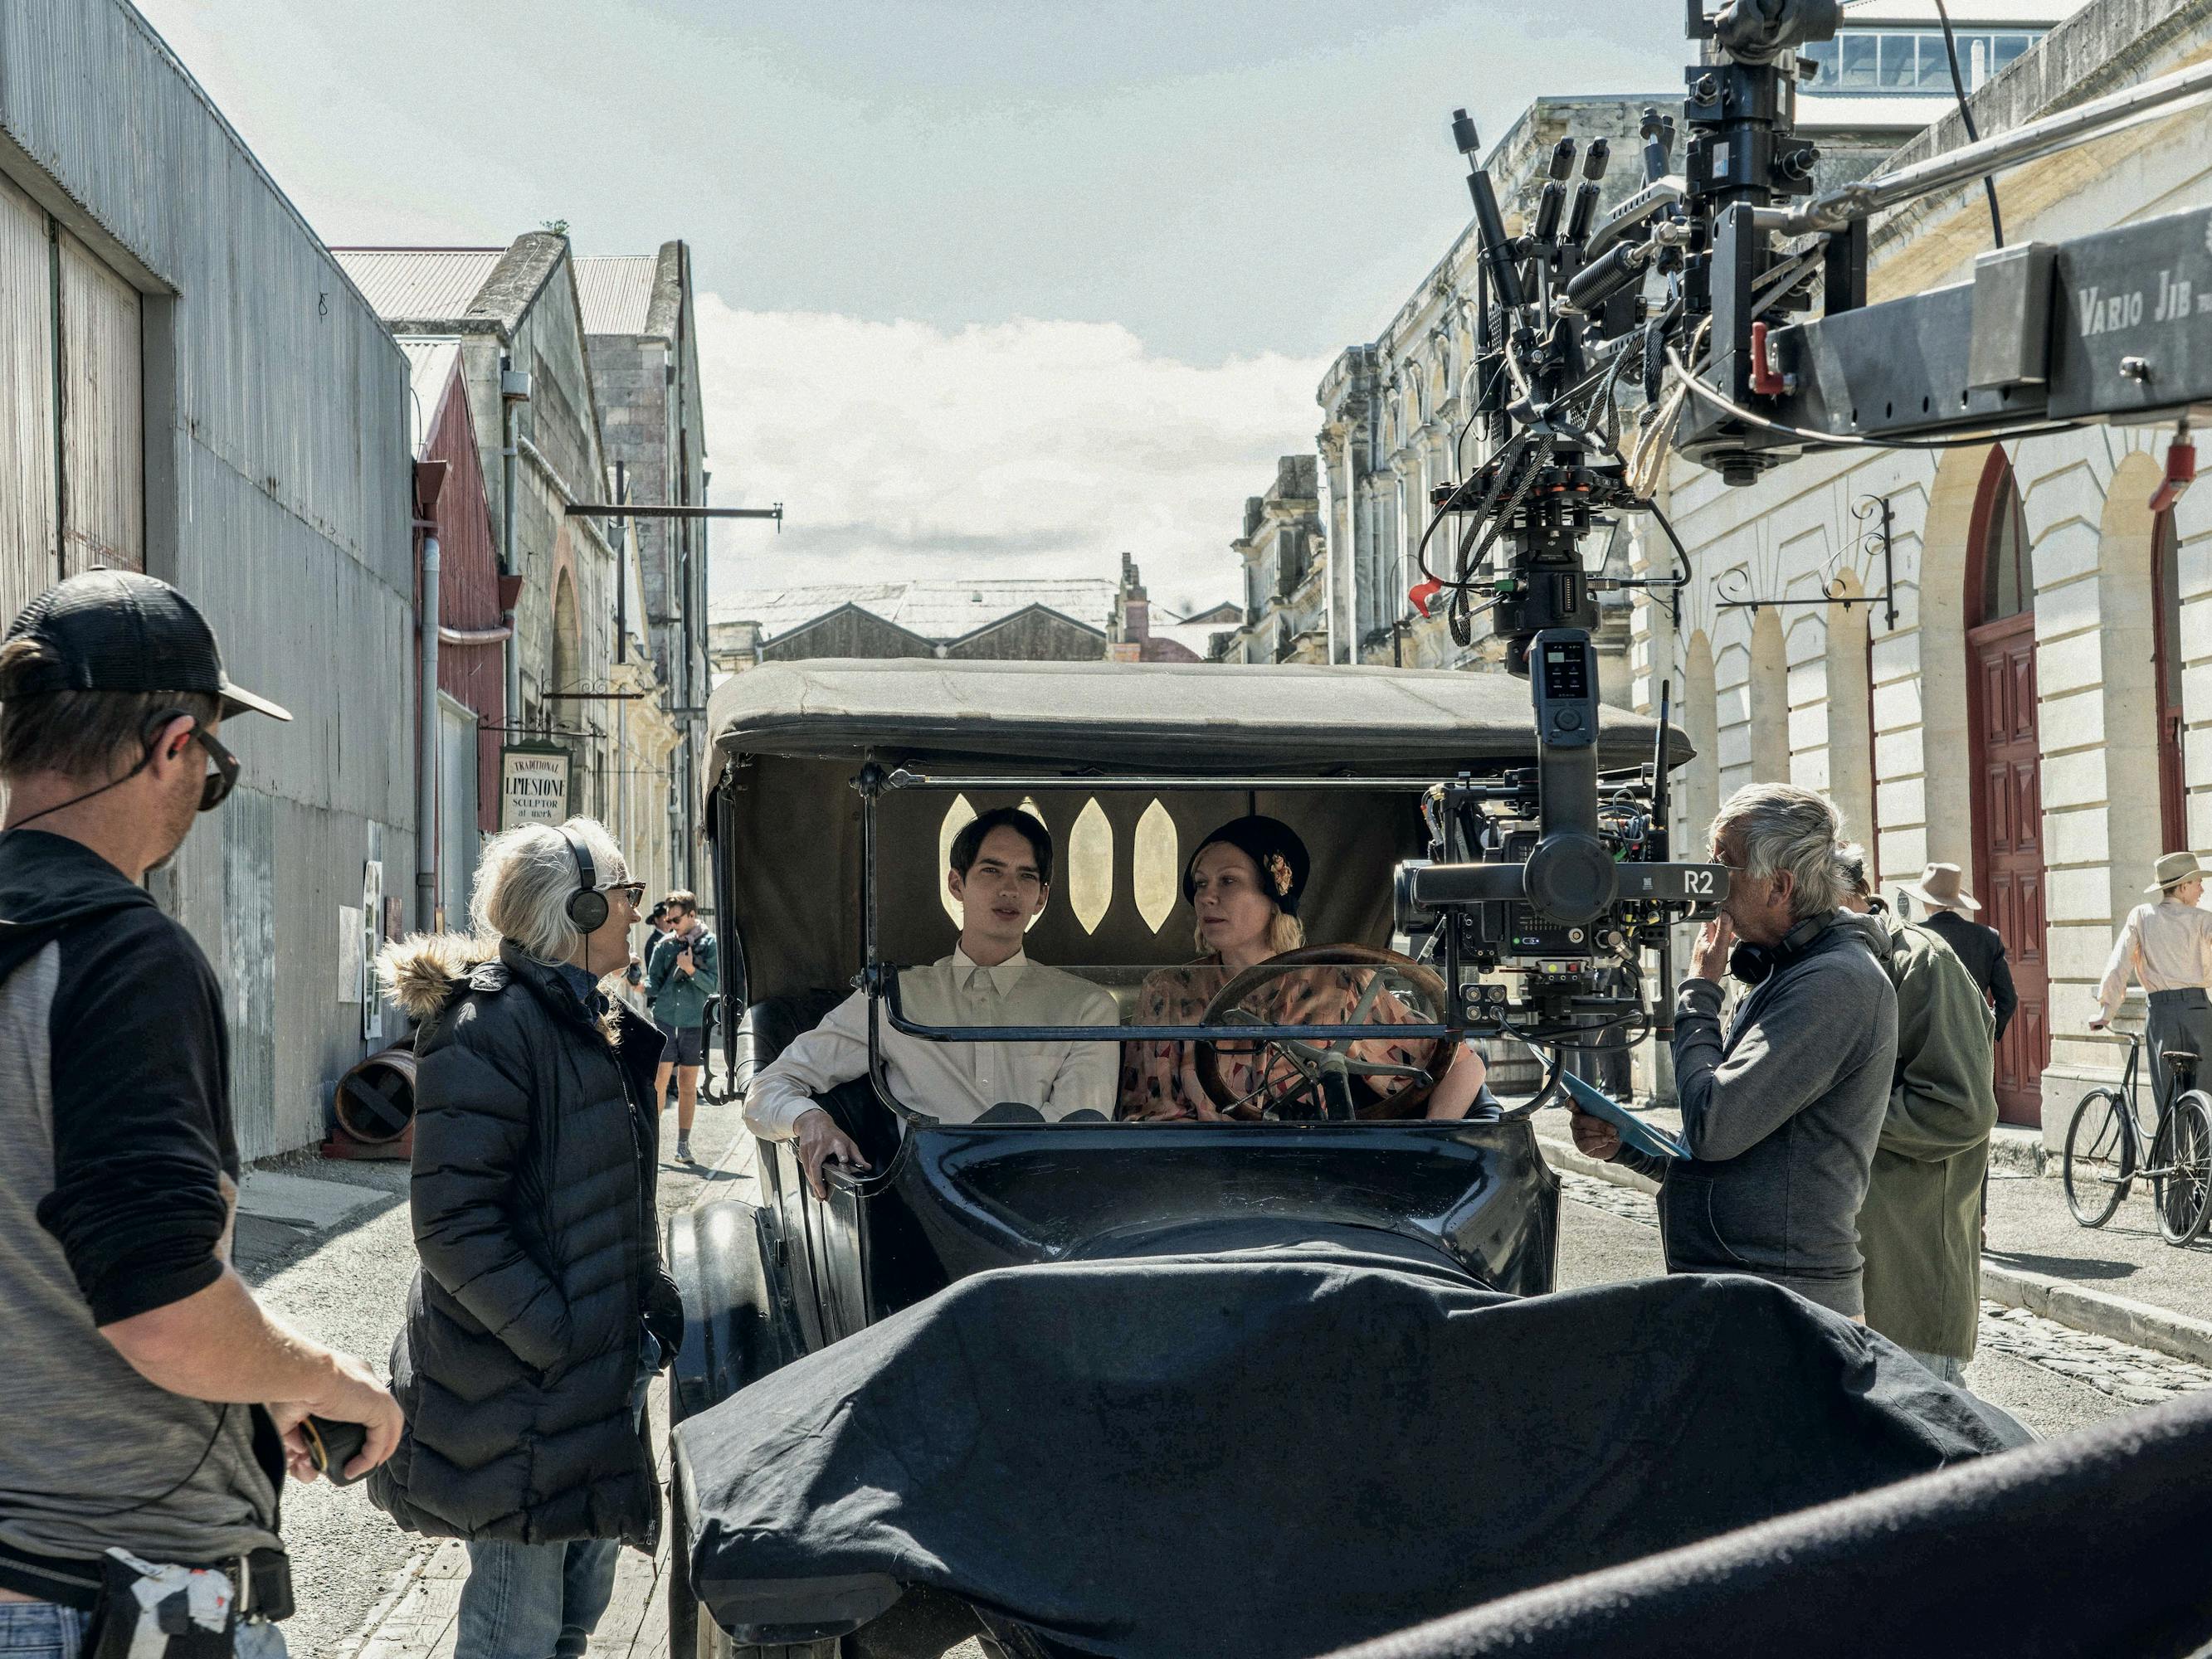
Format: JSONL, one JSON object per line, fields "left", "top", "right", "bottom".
{"left": 235, "top": 1082, "right": 751, "bottom": 1659}
{"left": 246, "top": 1114, "right": 2189, "bottom": 1657}
{"left": 1552, "top": 1170, "right": 2200, "bottom": 1438}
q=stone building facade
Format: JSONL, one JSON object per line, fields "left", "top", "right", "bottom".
{"left": 1216, "top": 456, "right": 1326, "bottom": 664}
{"left": 577, "top": 246, "right": 711, "bottom": 888}
{"left": 336, "top": 238, "right": 686, "bottom": 902}
{"left": 1626, "top": 0, "right": 2212, "bottom": 1136}
{"left": 1304, "top": 46, "right": 1995, "bottom": 684}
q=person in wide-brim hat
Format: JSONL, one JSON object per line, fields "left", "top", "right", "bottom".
{"left": 2093, "top": 853, "right": 2212, "bottom": 1109}
{"left": 1896, "top": 862, "right": 2016, "bottom": 1046}
{"left": 2146, "top": 851, "right": 2210, "bottom": 895}
{"left": 1898, "top": 863, "right": 1981, "bottom": 913}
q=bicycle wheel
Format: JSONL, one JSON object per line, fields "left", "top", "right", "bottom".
{"left": 2155, "top": 1092, "right": 2212, "bottom": 1245}
{"left": 2064, "top": 1088, "right": 2135, "bottom": 1228}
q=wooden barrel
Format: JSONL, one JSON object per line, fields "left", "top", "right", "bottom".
{"left": 333, "top": 1046, "right": 418, "bottom": 1145}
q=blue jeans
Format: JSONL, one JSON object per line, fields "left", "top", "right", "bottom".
{"left": 455, "top": 1335, "right": 658, "bottom": 1659}
{"left": 454, "top": 1540, "right": 621, "bottom": 1659}
{"left": 1903, "top": 1345, "right": 1969, "bottom": 1386}
{"left": 0, "top": 1602, "right": 287, "bottom": 1659}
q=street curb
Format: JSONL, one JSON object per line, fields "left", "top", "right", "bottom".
{"left": 1977, "top": 1263, "right": 2212, "bottom": 1370}
{"left": 1535, "top": 1135, "right": 2212, "bottom": 1372}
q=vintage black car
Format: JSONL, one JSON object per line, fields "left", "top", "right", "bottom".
{"left": 660, "top": 659, "right": 2187, "bottom": 1659}
{"left": 664, "top": 657, "right": 1690, "bottom": 1654}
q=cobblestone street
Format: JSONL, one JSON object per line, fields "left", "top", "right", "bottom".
{"left": 1556, "top": 1169, "right": 2212, "bottom": 1423}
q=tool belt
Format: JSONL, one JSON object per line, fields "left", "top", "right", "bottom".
{"left": 83, "top": 1547, "right": 294, "bottom": 1659}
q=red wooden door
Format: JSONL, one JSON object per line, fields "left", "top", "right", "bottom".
{"left": 1969, "top": 611, "right": 2049, "bottom": 1125}
{"left": 2153, "top": 512, "right": 2188, "bottom": 854}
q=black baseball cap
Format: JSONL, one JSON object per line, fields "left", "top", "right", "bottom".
{"left": 1, "top": 571, "right": 291, "bottom": 722}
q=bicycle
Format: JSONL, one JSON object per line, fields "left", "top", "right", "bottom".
{"left": 2063, "top": 1029, "right": 2212, "bottom": 1244}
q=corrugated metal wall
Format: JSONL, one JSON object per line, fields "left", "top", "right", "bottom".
{"left": 0, "top": 0, "right": 414, "bottom": 1156}
{"left": 57, "top": 229, "right": 143, "bottom": 573}
{"left": 0, "top": 172, "right": 56, "bottom": 623}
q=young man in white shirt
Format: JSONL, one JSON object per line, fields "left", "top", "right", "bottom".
{"left": 745, "top": 806, "right": 1121, "bottom": 1196}
{"left": 2092, "top": 851, "right": 2212, "bottom": 1111}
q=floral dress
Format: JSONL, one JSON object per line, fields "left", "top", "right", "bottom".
{"left": 1116, "top": 956, "right": 1438, "bottom": 1120}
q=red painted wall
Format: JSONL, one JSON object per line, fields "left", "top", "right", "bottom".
{"left": 418, "top": 366, "right": 505, "bottom": 831}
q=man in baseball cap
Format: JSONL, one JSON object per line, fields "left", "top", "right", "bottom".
{"left": 0, "top": 572, "right": 398, "bottom": 1652}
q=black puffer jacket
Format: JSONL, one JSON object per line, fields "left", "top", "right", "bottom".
{"left": 368, "top": 936, "right": 682, "bottom": 1548}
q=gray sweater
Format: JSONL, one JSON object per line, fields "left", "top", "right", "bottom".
{"left": 1622, "top": 912, "right": 1899, "bottom": 1316}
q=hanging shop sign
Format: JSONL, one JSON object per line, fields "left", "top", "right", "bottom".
{"left": 500, "top": 742, "right": 575, "bottom": 830}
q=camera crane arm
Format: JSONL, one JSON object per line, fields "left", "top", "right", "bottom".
{"left": 1399, "top": 0, "right": 2212, "bottom": 1065}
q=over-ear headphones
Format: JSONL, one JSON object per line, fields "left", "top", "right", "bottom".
{"left": 563, "top": 829, "right": 608, "bottom": 933}
{"left": 1730, "top": 912, "right": 1833, "bottom": 987}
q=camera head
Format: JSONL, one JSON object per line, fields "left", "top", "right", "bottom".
{"left": 1702, "top": 0, "right": 1842, "bottom": 66}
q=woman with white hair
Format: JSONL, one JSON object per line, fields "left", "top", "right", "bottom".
{"left": 368, "top": 819, "right": 681, "bottom": 1659}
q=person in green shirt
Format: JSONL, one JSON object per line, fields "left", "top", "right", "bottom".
{"left": 1836, "top": 845, "right": 1998, "bottom": 1384}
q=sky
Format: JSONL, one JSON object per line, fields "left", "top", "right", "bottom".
{"left": 134, "top": 1, "right": 1690, "bottom": 612}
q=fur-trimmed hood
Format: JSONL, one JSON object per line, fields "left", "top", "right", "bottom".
{"left": 378, "top": 931, "right": 634, "bottom": 1047}
{"left": 377, "top": 932, "right": 500, "bottom": 1022}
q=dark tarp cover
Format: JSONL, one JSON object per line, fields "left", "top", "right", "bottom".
{"left": 676, "top": 1235, "right": 2026, "bottom": 1659}
{"left": 1326, "top": 1382, "right": 2212, "bottom": 1659}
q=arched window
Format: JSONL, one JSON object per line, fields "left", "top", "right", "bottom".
{"left": 1974, "top": 455, "right": 2031, "bottom": 625}
{"left": 2153, "top": 509, "right": 2188, "bottom": 854}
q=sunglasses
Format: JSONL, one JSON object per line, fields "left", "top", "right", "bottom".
{"left": 188, "top": 725, "right": 240, "bottom": 811}
{"left": 611, "top": 881, "right": 647, "bottom": 906}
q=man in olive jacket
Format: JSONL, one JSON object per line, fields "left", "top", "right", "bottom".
{"left": 1838, "top": 848, "right": 1998, "bottom": 1383}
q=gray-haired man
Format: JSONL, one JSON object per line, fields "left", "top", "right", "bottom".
{"left": 1571, "top": 783, "right": 1899, "bottom": 1319}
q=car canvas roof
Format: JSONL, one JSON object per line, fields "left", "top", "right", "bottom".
{"left": 708, "top": 657, "right": 1691, "bottom": 774}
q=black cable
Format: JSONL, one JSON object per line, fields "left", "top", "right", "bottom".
{"left": 1933, "top": 0, "right": 2005, "bottom": 248}
{"left": 1641, "top": 500, "right": 1694, "bottom": 630}
{"left": 2, "top": 747, "right": 161, "bottom": 834}
{"left": 1669, "top": 345, "right": 2082, "bottom": 451}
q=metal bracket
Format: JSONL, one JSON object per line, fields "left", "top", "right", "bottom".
{"left": 1714, "top": 492, "right": 1898, "bottom": 630}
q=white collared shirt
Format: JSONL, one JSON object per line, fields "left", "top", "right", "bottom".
{"left": 2098, "top": 898, "right": 2212, "bottom": 1016}
{"left": 743, "top": 946, "right": 1123, "bottom": 1140}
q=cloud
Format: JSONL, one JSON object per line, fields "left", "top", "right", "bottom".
{"left": 694, "top": 297, "right": 1331, "bottom": 615}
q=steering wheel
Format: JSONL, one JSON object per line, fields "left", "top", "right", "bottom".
{"left": 1192, "top": 945, "right": 1456, "bottom": 1121}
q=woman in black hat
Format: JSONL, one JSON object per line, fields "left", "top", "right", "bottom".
{"left": 1117, "top": 815, "right": 1486, "bottom": 1121}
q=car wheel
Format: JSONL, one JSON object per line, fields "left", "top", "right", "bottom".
{"left": 698, "top": 1621, "right": 843, "bottom": 1659}
{"left": 666, "top": 1443, "right": 699, "bottom": 1659}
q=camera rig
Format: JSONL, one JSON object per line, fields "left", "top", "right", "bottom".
{"left": 1397, "top": 0, "right": 2212, "bottom": 1073}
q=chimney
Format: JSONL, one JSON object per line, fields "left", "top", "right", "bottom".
{"left": 1117, "top": 552, "right": 1150, "bottom": 649}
